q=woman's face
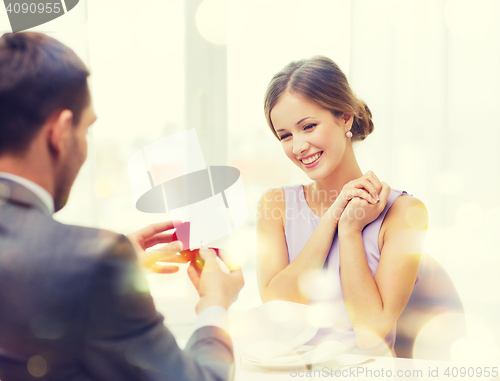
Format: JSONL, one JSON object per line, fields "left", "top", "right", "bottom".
{"left": 270, "top": 91, "right": 351, "bottom": 181}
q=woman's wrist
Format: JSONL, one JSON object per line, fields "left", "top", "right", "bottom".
{"left": 325, "top": 202, "right": 344, "bottom": 223}
{"left": 338, "top": 222, "right": 363, "bottom": 236}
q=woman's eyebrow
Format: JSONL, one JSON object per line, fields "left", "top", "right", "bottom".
{"left": 276, "top": 116, "right": 313, "bottom": 132}
{"left": 296, "top": 117, "right": 312, "bottom": 125}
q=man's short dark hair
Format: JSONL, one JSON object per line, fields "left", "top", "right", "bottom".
{"left": 0, "top": 32, "right": 90, "bottom": 156}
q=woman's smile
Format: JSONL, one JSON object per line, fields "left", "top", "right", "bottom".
{"left": 299, "top": 151, "right": 323, "bottom": 168}
{"left": 270, "top": 92, "right": 349, "bottom": 181}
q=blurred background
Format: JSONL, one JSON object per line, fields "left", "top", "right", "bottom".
{"left": 1, "top": 0, "right": 499, "bottom": 360}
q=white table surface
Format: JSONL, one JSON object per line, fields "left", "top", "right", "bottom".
{"left": 235, "top": 353, "right": 500, "bottom": 381}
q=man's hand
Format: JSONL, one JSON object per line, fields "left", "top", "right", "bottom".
{"left": 187, "top": 249, "right": 244, "bottom": 313}
{"left": 127, "top": 221, "right": 187, "bottom": 273}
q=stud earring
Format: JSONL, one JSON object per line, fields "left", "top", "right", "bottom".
{"left": 346, "top": 130, "right": 353, "bottom": 138}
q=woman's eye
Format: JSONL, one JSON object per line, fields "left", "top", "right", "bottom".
{"left": 279, "top": 133, "right": 291, "bottom": 141}
{"left": 304, "top": 124, "right": 317, "bottom": 130}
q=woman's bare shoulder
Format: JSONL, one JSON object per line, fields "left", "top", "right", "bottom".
{"left": 258, "top": 187, "right": 287, "bottom": 223}
{"left": 383, "top": 194, "right": 428, "bottom": 233}
{"left": 259, "top": 187, "right": 286, "bottom": 207}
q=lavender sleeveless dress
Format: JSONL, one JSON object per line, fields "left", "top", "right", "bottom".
{"left": 283, "top": 184, "right": 410, "bottom": 356}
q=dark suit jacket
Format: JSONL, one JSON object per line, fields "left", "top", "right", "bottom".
{"left": 0, "top": 178, "right": 234, "bottom": 381}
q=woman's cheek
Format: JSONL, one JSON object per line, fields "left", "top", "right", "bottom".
{"left": 283, "top": 144, "right": 295, "bottom": 162}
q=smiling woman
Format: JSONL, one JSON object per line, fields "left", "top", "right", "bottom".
{"left": 256, "top": 56, "right": 427, "bottom": 356}
{"left": 270, "top": 92, "right": 352, "bottom": 182}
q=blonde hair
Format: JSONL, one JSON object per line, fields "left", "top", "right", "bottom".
{"left": 264, "top": 56, "right": 374, "bottom": 142}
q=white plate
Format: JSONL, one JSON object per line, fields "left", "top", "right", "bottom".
{"left": 230, "top": 301, "right": 319, "bottom": 355}
{"left": 241, "top": 341, "right": 345, "bottom": 370}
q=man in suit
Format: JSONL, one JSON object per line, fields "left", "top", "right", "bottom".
{"left": 0, "top": 32, "right": 244, "bottom": 380}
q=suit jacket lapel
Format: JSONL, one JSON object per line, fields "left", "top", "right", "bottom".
{"left": 0, "top": 178, "right": 52, "bottom": 216}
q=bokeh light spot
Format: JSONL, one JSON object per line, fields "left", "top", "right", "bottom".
{"left": 306, "top": 302, "right": 336, "bottom": 329}
{"left": 132, "top": 268, "right": 150, "bottom": 293}
{"left": 450, "top": 315, "right": 500, "bottom": 364}
{"left": 267, "top": 300, "right": 296, "bottom": 325}
{"left": 413, "top": 312, "right": 467, "bottom": 360}
{"left": 298, "top": 269, "right": 328, "bottom": 301}
{"left": 405, "top": 204, "right": 428, "bottom": 230}
{"left": 27, "top": 355, "right": 47, "bottom": 378}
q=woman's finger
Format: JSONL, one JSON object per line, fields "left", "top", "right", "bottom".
{"left": 345, "top": 187, "right": 377, "bottom": 204}
{"left": 379, "top": 182, "right": 391, "bottom": 204}
{"left": 351, "top": 178, "right": 378, "bottom": 202}
{"left": 365, "top": 170, "right": 382, "bottom": 188}
{"left": 364, "top": 171, "right": 382, "bottom": 197}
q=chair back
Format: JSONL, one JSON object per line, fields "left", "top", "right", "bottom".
{"left": 394, "top": 255, "right": 467, "bottom": 360}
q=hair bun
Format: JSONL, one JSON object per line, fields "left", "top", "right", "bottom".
{"left": 264, "top": 55, "right": 375, "bottom": 143}
{"left": 4, "top": 33, "right": 27, "bottom": 50}
{"left": 351, "top": 99, "right": 374, "bottom": 142}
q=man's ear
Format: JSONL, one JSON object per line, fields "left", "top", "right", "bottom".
{"left": 48, "top": 110, "right": 73, "bottom": 156}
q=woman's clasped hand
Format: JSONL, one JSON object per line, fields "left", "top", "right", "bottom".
{"left": 327, "top": 171, "right": 389, "bottom": 227}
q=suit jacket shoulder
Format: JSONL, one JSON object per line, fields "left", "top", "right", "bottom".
{"left": 0, "top": 183, "right": 234, "bottom": 381}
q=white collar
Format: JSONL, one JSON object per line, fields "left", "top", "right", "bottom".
{"left": 0, "top": 172, "right": 55, "bottom": 214}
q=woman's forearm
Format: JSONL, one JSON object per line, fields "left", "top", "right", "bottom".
{"left": 261, "top": 211, "right": 340, "bottom": 304}
{"left": 338, "top": 227, "right": 390, "bottom": 346}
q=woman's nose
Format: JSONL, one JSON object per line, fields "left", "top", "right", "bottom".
{"left": 292, "top": 136, "right": 309, "bottom": 155}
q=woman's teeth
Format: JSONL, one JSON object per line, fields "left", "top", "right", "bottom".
{"left": 301, "top": 152, "right": 322, "bottom": 164}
